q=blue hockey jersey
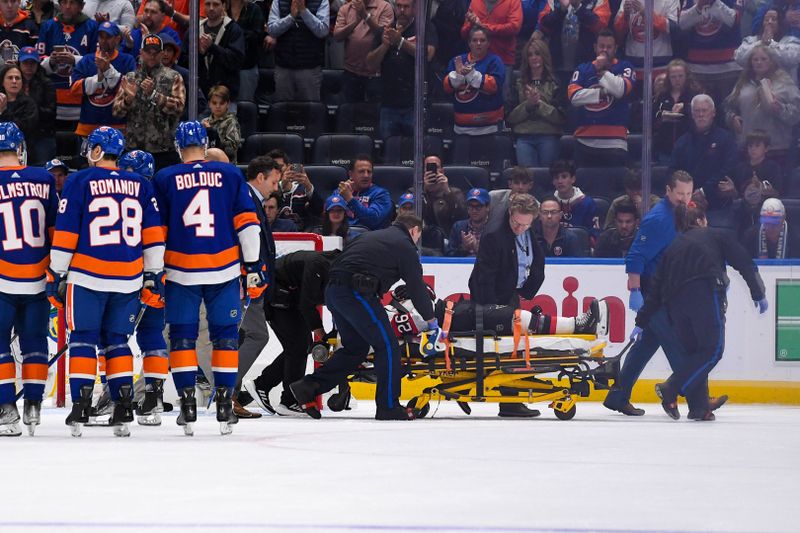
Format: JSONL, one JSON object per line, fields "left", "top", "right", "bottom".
{"left": 70, "top": 50, "right": 136, "bottom": 136}
{"left": 568, "top": 58, "right": 635, "bottom": 143}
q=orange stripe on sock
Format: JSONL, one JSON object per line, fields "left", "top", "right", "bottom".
{"left": 106, "top": 356, "right": 133, "bottom": 379}
{"left": 211, "top": 349, "right": 237, "bottom": 370}
{"left": 98, "top": 354, "right": 106, "bottom": 375}
{"left": 22, "top": 363, "right": 48, "bottom": 382}
{"left": 143, "top": 356, "right": 169, "bottom": 376}
{"left": 169, "top": 349, "right": 198, "bottom": 369}
{"left": 0, "top": 361, "right": 15, "bottom": 380}
{"left": 69, "top": 357, "right": 97, "bottom": 377}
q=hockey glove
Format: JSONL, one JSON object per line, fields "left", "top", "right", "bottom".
{"left": 242, "top": 260, "right": 268, "bottom": 299}
{"left": 419, "top": 319, "right": 447, "bottom": 359}
{"left": 628, "top": 288, "right": 644, "bottom": 312}
{"left": 141, "top": 271, "right": 166, "bottom": 309}
{"left": 629, "top": 326, "right": 643, "bottom": 343}
{"left": 46, "top": 268, "right": 67, "bottom": 309}
{"left": 754, "top": 298, "right": 769, "bottom": 314}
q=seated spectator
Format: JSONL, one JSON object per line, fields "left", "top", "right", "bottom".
{"left": 266, "top": 191, "right": 300, "bottom": 232}
{"left": 395, "top": 192, "right": 446, "bottom": 253}
{"left": 201, "top": 84, "right": 241, "bottom": 164}
{"left": 447, "top": 187, "right": 490, "bottom": 257}
{"left": 26, "top": 0, "right": 57, "bottom": 31}
{"left": 537, "top": 0, "right": 610, "bottom": 70}
{"left": 365, "top": 0, "right": 436, "bottom": 138}
{"left": 653, "top": 59, "right": 701, "bottom": 164}
{"left": 506, "top": 36, "right": 565, "bottom": 168}
{"left": 460, "top": 0, "right": 522, "bottom": 103}
{"left": 679, "top": 0, "right": 742, "bottom": 106}
{"left": 595, "top": 200, "right": 638, "bottom": 257}
{"left": 19, "top": 46, "right": 55, "bottom": 164}
{"left": 534, "top": 195, "right": 584, "bottom": 257}
{"left": 421, "top": 154, "right": 466, "bottom": 235}
{"left": 279, "top": 161, "right": 324, "bottom": 230}
{"left": 613, "top": 0, "right": 677, "bottom": 80}
{"left": 161, "top": 33, "right": 206, "bottom": 117}
{"left": 443, "top": 26, "right": 505, "bottom": 136}
{"left": 45, "top": 158, "right": 69, "bottom": 195}
{"left": 228, "top": 0, "right": 265, "bottom": 103}
{"left": 194, "top": 0, "right": 245, "bottom": 101}
{"left": 82, "top": 0, "right": 135, "bottom": 31}
{"left": 311, "top": 192, "right": 361, "bottom": 243}
{"left": 568, "top": 29, "right": 635, "bottom": 167}
{"left": 333, "top": 0, "right": 392, "bottom": 103}
{"left": 0, "top": 64, "right": 39, "bottom": 141}
{"left": 737, "top": 8, "right": 800, "bottom": 81}
{"left": 121, "top": 0, "right": 182, "bottom": 59}
{"left": 741, "top": 198, "right": 800, "bottom": 257}
{"left": 725, "top": 44, "right": 800, "bottom": 171}
{"left": 604, "top": 167, "right": 660, "bottom": 228}
{"left": 488, "top": 165, "right": 535, "bottom": 231}
{"left": 397, "top": 191, "right": 415, "bottom": 215}
{"left": 267, "top": 0, "right": 329, "bottom": 101}
{"left": 733, "top": 130, "right": 784, "bottom": 235}
{"left": 337, "top": 154, "right": 393, "bottom": 230}
{"left": 551, "top": 159, "right": 598, "bottom": 233}
{"left": 0, "top": 0, "right": 39, "bottom": 52}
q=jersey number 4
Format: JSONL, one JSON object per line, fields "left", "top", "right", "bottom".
{"left": 0, "top": 200, "right": 47, "bottom": 251}
{"left": 183, "top": 190, "right": 215, "bottom": 237}
{"left": 89, "top": 197, "right": 142, "bottom": 246}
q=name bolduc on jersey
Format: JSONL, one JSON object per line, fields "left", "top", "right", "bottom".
{"left": 50, "top": 167, "right": 165, "bottom": 293}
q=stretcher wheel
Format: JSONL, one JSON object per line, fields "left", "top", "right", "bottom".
{"left": 554, "top": 405, "right": 576, "bottom": 421}
{"left": 407, "top": 397, "right": 430, "bottom": 419}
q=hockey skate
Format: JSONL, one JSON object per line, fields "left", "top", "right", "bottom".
{"left": 22, "top": 400, "right": 41, "bottom": 436}
{"left": 176, "top": 387, "right": 197, "bottom": 436}
{"left": 65, "top": 385, "right": 94, "bottom": 437}
{"left": 215, "top": 387, "right": 238, "bottom": 436}
{"left": 135, "top": 379, "right": 165, "bottom": 426}
{"left": 574, "top": 299, "right": 609, "bottom": 336}
{"left": 0, "top": 402, "right": 21, "bottom": 437}
{"left": 86, "top": 383, "right": 112, "bottom": 426}
{"left": 109, "top": 384, "right": 134, "bottom": 437}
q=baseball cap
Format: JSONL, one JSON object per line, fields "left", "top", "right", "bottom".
{"left": 398, "top": 192, "right": 415, "bottom": 207}
{"left": 466, "top": 188, "right": 490, "bottom": 206}
{"left": 18, "top": 46, "right": 39, "bottom": 63}
{"left": 760, "top": 198, "right": 786, "bottom": 225}
{"left": 160, "top": 33, "right": 180, "bottom": 50}
{"left": 98, "top": 21, "right": 120, "bottom": 37}
{"left": 45, "top": 158, "right": 68, "bottom": 172}
{"left": 325, "top": 193, "right": 347, "bottom": 212}
{"left": 142, "top": 34, "right": 164, "bottom": 52}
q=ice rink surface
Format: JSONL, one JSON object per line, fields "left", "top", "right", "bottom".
{"left": 1, "top": 401, "right": 798, "bottom": 533}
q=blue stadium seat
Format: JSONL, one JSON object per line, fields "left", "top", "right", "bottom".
{"left": 382, "top": 136, "right": 444, "bottom": 167}
{"left": 335, "top": 102, "right": 380, "bottom": 138}
{"left": 425, "top": 102, "right": 454, "bottom": 145}
{"left": 243, "top": 133, "right": 304, "bottom": 164}
{"left": 311, "top": 134, "right": 373, "bottom": 167}
{"left": 451, "top": 134, "right": 514, "bottom": 176}
{"left": 305, "top": 165, "right": 348, "bottom": 198}
{"left": 372, "top": 166, "right": 414, "bottom": 204}
{"left": 265, "top": 101, "right": 328, "bottom": 145}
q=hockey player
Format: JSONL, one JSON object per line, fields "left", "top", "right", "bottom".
{"left": 47, "top": 126, "right": 165, "bottom": 437}
{"left": 118, "top": 149, "right": 169, "bottom": 425}
{"left": 0, "top": 123, "right": 57, "bottom": 437}
{"left": 152, "top": 121, "right": 266, "bottom": 436}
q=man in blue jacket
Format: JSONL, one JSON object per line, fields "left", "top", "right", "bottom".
{"left": 337, "top": 154, "right": 393, "bottom": 230}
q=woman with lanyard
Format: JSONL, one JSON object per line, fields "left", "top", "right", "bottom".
{"left": 468, "top": 193, "right": 545, "bottom": 418}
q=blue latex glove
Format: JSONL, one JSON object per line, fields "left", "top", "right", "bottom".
{"left": 755, "top": 298, "right": 769, "bottom": 314}
{"left": 420, "top": 319, "right": 446, "bottom": 358}
{"left": 629, "top": 326, "right": 643, "bottom": 342}
{"left": 628, "top": 288, "right": 644, "bottom": 311}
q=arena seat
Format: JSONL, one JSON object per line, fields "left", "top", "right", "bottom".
{"left": 265, "top": 101, "right": 327, "bottom": 145}
{"left": 335, "top": 103, "right": 380, "bottom": 138}
{"left": 304, "top": 165, "right": 348, "bottom": 198}
{"left": 55, "top": 131, "right": 82, "bottom": 168}
{"left": 627, "top": 134, "right": 643, "bottom": 162}
{"left": 782, "top": 198, "right": 800, "bottom": 229}
{"left": 382, "top": 136, "right": 444, "bottom": 166}
{"left": 576, "top": 166, "right": 627, "bottom": 200}
{"left": 243, "top": 133, "right": 304, "bottom": 164}
{"left": 372, "top": 166, "right": 414, "bottom": 203}
{"left": 565, "top": 226, "right": 591, "bottom": 257}
{"left": 592, "top": 197, "right": 610, "bottom": 228}
{"left": 424, "top": 102, "right": 454, "bottom": 145}
{"left": 443, "top": 166, "right": 490, "bottom": 191}
{"left": 786, "top": 168, "right": 800, "bottom": 199}
{"left": 236, "top": 101, "right": 258, "bottom": 142}
{"left": 322, "top": 69, "right": 345, "bottom": 109}
{"left": 311, "top": 134, "right": 373, "bottom": 167}
{"left": 558, "top": 135, "right": 575, "bottom": 160}
{"left": 451, "top": 134, "right": 514, "bottom": 176}
{"left": 255, "top": 68, "right": 275, "bottom": 106}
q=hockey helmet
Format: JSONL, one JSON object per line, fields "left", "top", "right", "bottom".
{"left": 174, "top": 121, "right": 208, "bottom": 153}
{"left": 0, "top": 122, "right": 27, "bottom": 165}
{"left": 118, "top": 150, "right": 155, "bottom": 179}
{"left": 82, "top": 126, "right": 125, "bottom": 161}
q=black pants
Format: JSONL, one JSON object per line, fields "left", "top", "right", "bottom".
{"left": 573, "top": 142, "right": 628, "bottom": 168}
{"left": 305, "top": 282, "right": 401, "bottom": 411}
{"left": 256, "top": 306, "right": 311, "bottom": 406}
{"left": 666, "top": 279, "right": 727, "bottom": 413}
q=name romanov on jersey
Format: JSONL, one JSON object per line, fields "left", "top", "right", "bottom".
{"left": 89, "top": 178, "right": 141, "bottom": 197}
{"left": 0, "top": 181, "right": 51, "bottom": 200}
{"left": 175, "top": 172, "right": 223, "bottom": 190}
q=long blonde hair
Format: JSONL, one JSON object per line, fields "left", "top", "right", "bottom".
{"left": 655, "top": 59, "right": 703, "bottom": 101}
{"left": 729, "top": 44, "right": 792, "bottom": 103}
{"left": 519, "top": 36, "right": 556, "bottom": 86}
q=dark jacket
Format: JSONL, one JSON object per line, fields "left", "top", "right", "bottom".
{"left": 248, "top": 185, "right": 276, "bottom": 299}
{"left": 330, "top": 222, "right": 435, "bottom": 321}
{"left": 669, "top": 125, "right": 738, "bottom": 209}
{"left": 234, "top": 0, "right": 265, "bottom": 70}
{"left": 534, "top": 223, "right": 584, "bottom": 257}
{"left": 637, "top": 226, "right": 766, "bottom": 327}
{"left": 23, "top": 67, "right": 55, "bottom": 136}
{"left": 469, "top": 212, "right": 545, "bottom": 306}
{"left": 274, "top": 0, "right": 325, "bottom": 69}
{"left": 741, "top": 224, "right": 800, "bottom": 259}
{"left": 194, "top": 17, "right": 245, "bottom": 99}
{"left": 594, "top": 227, "right": 634, "bottom": 258}
{"left": 0, "top": 95, "right": 39, "bottom": 142}
{"left": 272, "top": 250, "right": 340, "bottom": 330}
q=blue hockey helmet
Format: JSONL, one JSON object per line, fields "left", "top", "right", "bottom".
{"left": 174, "top": 121, "right": 208, "bottom": 154}
{"left": 118, "top": 150, "right": 155, "bottom": 179}
{"left": 83, "top": 126, "right": 125, "bottom": 160}
{"left": 0, "top": 122, "right": 27, "bottom": 164}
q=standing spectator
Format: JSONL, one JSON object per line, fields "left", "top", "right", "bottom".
{"left": 19, "top": 47, "right": 54, "bottom": 164}
{"left": 265, "top": 192, "right": 301, "bottom": 231}
{"left": 595, "top": 200, "right": 638, "bottom": 256}
{"left": 0, "top": 0, "right": 39, "bottom": 56}
{"left": 25, "top": 0, "right": 57, "bottom": 31}
{"left": 737, "top": 8, "right": 800, "bottom": 80}
{"left": 160, "top": 33, "right": 207, "bottom": 117}
{"left": 653, "top": 59, "right": 701, "bottom": 163}
{"left": 134, "top": 0, "right": 199, "bottom": 36}
{"left": 420, "top": 154, "right": 467, "bottom": 235}
{"left": 741, "top": 197, "right": 800, "bottom": 257}
{"left": 121, "top": 0, "right": 182, "bottom": 59}
{"left": 534, "top": 195, "right": 585, "bottom": 256}
{"left": 45, "top": 157, "right": 68, "bottom": 195}
{"left": 113, "top": 34, "right": 186, "bottom": 170}
{"left": 447, "top": 187, "right": 490, "bottom": 256}
{"left": 195, "top": 0, "right": 245, "bottom": 101}
{"left": 333, "top": 0, "right": 393, "bottom": 103}
{"left": 444, "top": 26, "right": 505, "bottom": 136}
{"left": 568, "top": 29, "right": 635, "bottom": 167}
{"left": 365, "top": 0, "right": 436, "bottom": 138}
{"left": 752, "top": 0, "right": 800, "bottom": 40}
{"left": 82, "top": 0, "right": 135, "bottom": 31}
{"left": 201, "top": 84, "right": 241, "bottom": 164}
{"left": 725, "top": 43, "right": 800, "bottom": 170}
{"left": 551, "top": 159, "right": 598, "bottom": 232}
{"left": 460, "top": 0, "right": 522, "bottom": 102}
{"left": 538, "top": 0, "right": 611, "bottom": 70}
{"left": 337, "top": 154, "right": 393, "bottom": 230}
{"left": 488, "top": 165, "right": 536, "bottom": 231}
{"left": 0, "top": 64, "right": 39, "bottom": 140}
{"left": 613, "top": 0, "right": 678, "bottom": 79}
{"left": 312, "top": 192, "right": 361, "bottom": 243}
{"left": 268, "top": 0, "right": 329, "bottom": 101}
{"left": 70, "top": 21, "right": 135, "bottom": 137}
{"left": 36, "top": 0, "right": 99, "bottom": 126}
{"left": 227, "top": 0, "right": 264, "bottom": 102}
{"left": 679, "top": 0, "right": 743, "bottom": 106}
{"left": 429, "top": 0, "right": 468, "bottom": 88}
{"left": 507, "top": 36, "right": 565, "bottom": 167}
{"left": 605, "top": 168, "right": 660, "bottom": 228}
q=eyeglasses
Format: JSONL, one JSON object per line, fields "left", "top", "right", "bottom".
{"left": 540, "top": 210, "right": 561, "bottom": 217}
{"left": 509, "top": 216, "right": 532, "bottom": 229}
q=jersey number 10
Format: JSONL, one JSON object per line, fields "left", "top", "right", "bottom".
{"left": 0, "top": 200, "right": 47, "bottom": 251}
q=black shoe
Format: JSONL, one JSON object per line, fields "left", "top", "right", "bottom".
{"left": 655, "top": 382, "right": 680, "bottom": 420}
{"left": 687, "top": 410, "right": 715, "bottom": 421}
{"left": 375, "top": 406, "right": 415, "bottom": 420}
{"left": 243, "top": 378, "right": 276, "bottom": 415}
{"left": 498, "top": 404, "right": 541, "bottom": 418}
{"left": 236, "top": 390, "right": 254, "bottom": 407}
{"left": 709, "top": 395, "right": 728, "bottom": 411}
{"left": 603, "top": 397, "right": 645, "bottom": 416}
{"left": 288, "top": 379, "right": 323, "bottom": 419}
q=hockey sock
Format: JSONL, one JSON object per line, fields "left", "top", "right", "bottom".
{"left": 103, "top": 334, "right": 134, "bottom": 402}
{"left": 210, "top": 338, "right": 238, "bottom": 390}
{"left": 20, "top": 336, "right": 48, "bottom": 402}
{"left": 0, "top": 351, "right": 15, "bottom": 405}
{"left": 138, "top": 311, "right": 168, "bottom": 386}
{"left": 553, "top": 317, "right": 576, "bottom": 334}
{"left": 68, "top": 331, "right": 99, "bottom": 403}
{"left": 142, "top": 350, "right": 169, "bottom": 386}
{"left": 98, "top": 351, "right": 107, "bottom": 385}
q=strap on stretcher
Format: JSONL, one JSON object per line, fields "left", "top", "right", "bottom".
{"left": 442, "top": 300, "right": 454, "bottom": 372}
{"left": 512, "top": 309, "right": 532, "bottom": 369}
